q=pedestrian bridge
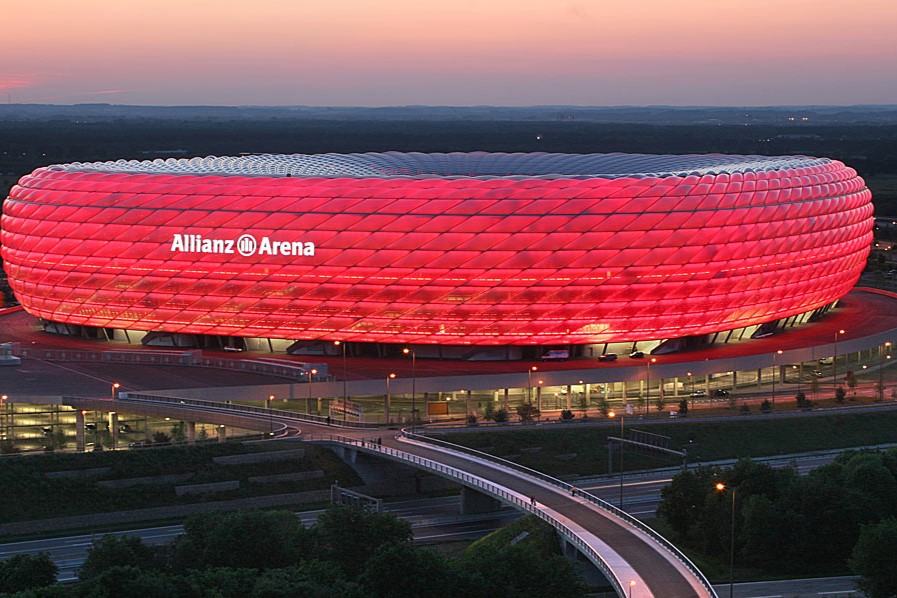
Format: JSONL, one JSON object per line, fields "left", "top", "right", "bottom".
{"left": 66, "top": 393, "right": 716, "bottom": 598}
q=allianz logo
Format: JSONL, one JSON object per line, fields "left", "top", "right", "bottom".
{"left": 170, "top": 233, "right": 316, "bottom": 257}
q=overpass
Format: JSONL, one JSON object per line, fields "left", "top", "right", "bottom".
{"left": 65, "top": 393, "right": 716, "bottom": 597}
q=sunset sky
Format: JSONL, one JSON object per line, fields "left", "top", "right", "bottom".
{"left": 3, "top": 0, "right": 896, "bottom": 106}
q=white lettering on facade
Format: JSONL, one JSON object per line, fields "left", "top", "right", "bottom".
{"left": 170, "top": 233, "right": 314, "bottom": 258}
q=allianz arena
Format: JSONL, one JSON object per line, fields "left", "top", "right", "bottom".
{"left": 0, "top": 152, "right": 874, "bottom": 349}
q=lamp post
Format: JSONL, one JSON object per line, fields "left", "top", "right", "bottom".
{"left": 385, "top": 372, "right": 396, "bottom": 424}
{"left": 403, "top": 348, "right": 417, "bottom": 433}
{"left": 334, "top": 341, "right": 348, "bottom": 423}
{"left": 527, "top": 366, "right": 538, "bottom": 404}
{"left": 111, "top": 382, "right": 120, "bottom": 400}
{"left": 306, "top": 368, "right": 317, "bottom": 414}
{"left": 268, "top": 395, "right": 275, "bottom": 436}
{"left": 645, "top": 357, "right": 656, "bottom": 415}
{"left": 716, "top": 482, "right": 736, "bottom": 598}
{"left": 793, "top": 364, "right": 801, "bottom": 396}
{"left": 834, "top": 328, "right": 845, "bottom": 393}
{"left": 771, "top": 350, "right": 782, "bottom": 409}
{"left": 609, "top": 410, "right": 625, "bottom": 509}
{"left": 628, "top": 580, "right": 636, "bottom": 598}
{"left": 0, "top": 395, "right": 7, "bottom": 441}
{"left": 881, "top": 342, "right": 892, "bottom": 401}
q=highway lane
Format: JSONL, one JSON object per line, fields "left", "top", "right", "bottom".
{"left": 0, "top": 496, "right": 516, "bottom": 583}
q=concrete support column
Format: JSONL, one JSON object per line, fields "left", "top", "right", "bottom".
{"left": 217, "top": 425, "right": 226, "bottom": 443}
{"left": 659, "top": 377, "right": 665, "bottom": 398}
{"left": 536, "top": 387, "right": 542, "bottom": 412}
{"left": 673, "top": 377, "right": 679, "bottom": 398}
{"left": 108, "top": 412, "right": 118, "bottom": 450}
{"left": 621, "top": 382, "right": 627, "bottom": 400}
{"left": 757, "top": 369, "right": 763, "bottom": 387}
{"left": 187, "top": 421, "right": 196, "bottom": 444}
{"left": 465, "top": 390, "right": 472, "bottom": 419}
{"left": 503, "top": 388, "right": 510, "bottom": 413}
{"left": 566, "top": 385, "right": 572, "bottom": 410}
{"left": 75, "top": 410, "right": 86, "bottom": 452}
{"left": 732, "top": 371, "right": 738, "bottom": 391}
{"left": 705, "top": 375, "right": 711, "bottom": 395}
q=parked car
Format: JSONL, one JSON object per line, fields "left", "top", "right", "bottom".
{"left": 713, "top": 389, "right": 729, "bottom": 397}
{"left": 598, "top": 353, "right": 618, "bottom": 362}
{"left": 629, "top": 351, "right": 644, "bottom": 359}
{"left": 812, "top": 370, "right": 825, "bottom": 378}
{"left": 541, "top": 349, "right": 570, "bottom": 361}
{"left": 691, "top": 390, "right": 707, "bottom": 398}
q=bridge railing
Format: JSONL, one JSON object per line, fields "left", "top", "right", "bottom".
{"left": 400, "top": 430, "right": 717, "bottom": 598}
{"left": 304, "top": 433, "right": 629, "bottom": 597}
{"left": 118, "top": 393, "right": 379, "bottom": 429}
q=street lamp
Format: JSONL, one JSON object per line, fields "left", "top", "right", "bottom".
{"left": 645, "top": 357, "right": 656, "bottom": 415}
{"left": 716, "top": 482, "right": 736, "bottom": 598}
{"left": 881, "top": 342, "right": 892, "bottom": 401}
{"left": 687, "top": 372, "right": 694, "bottom": 409}
{"left": 527, "top": 366, "right": 538, "bottom": 404}
{"left": 306, "top": 369, "right": 317, "bottom": 414}
{"left": 403, "top": 348, "right": 417, "bottom": 433}
{"left": 111, "top": 382, "right": 120, "bottom": 400}
{"left": 609, "top": 410, "right": 625, "bottom": 509}
{"left": 628, "top": 580, "right": 636, "bottom": 598}
{"left": 385, "top": 372, "right": 396, "bottom": 424}
{"left": 834, "top": 328, "right": 845, "bottom": 393}
{"left": 793, "top": 364, "right": 801, "bottom": 396}
{"left": 771, "top": 350, "right": 782, "bottom": 409}
{"left": 268, "top": 395, "right": 275, "bottom": 436}
{"left": 334, "top": 341, "right": 348, "bottom": 423}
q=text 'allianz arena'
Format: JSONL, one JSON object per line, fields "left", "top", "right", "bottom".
{"left": 0, "top": 152, "right": 874, "bottom": 346}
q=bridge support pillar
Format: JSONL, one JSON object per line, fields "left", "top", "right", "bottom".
{"left": 503, "top": 388, "right": 509, "bottom": 412}
{"left": 566, "top": 385, "right": 572, "bottom": 410}
{"left": 217, "top": 425, "right": 226, "bottom": 443}
{"left": 460, "top": 487, "right": 501, "bottom": 515}
{"left": 75, "top": 410, "right": 86, "bottom": 452}
{"left": 187, "top": 421, "right": 196, "bottom": 444}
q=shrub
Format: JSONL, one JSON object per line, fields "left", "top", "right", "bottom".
{"left": 560, "top": 409, "right": 574, "bottom": 421}
{"left": 760, "top": 399, "right": 772, "bottom": 413}
{"left": 492, "top": 409, "right": 509, "bottom": 423}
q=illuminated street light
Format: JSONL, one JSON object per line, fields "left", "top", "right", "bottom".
{"left": 881, "top": 342, "right": 892, "bottom": 402}
{"left": 335, "top": 341, "right": 347, "bottom": 423}
{"left": 403, "top": 348, "right": 417, "bottom": 433}
{"left": 716, "top": 482, "right": 736, "bottom": 598}
{"left": 385, "top": 372, "right": 396, "bottom": 424}
{"left": 834, "top": 329, "right": 845, "bottom": 393}
{"left": 772, "top": 350, "right": 782, "bottom": 409}
{"left": 527, "top": 366, "right": 538, "bottom": 404}
{"left": 645, "top": 357, "right": 656, "bottom": 415}
{"left": 111, "top": 382, "right": 120, "bottom": 400}
{"left": 306, "top": 368, "right": 317, "bottom": 414}
{"left": 628, "top": 580, "right": 636, "bottom": 598}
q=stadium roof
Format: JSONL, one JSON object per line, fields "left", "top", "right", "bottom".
{"left": 51, "top": 152, "right": 832, "bottom": 180}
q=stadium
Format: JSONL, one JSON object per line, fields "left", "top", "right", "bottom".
{"left": 0, "top": 152, "right": 874, "bottom": 358}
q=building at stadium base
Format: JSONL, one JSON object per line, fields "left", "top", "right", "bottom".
{"left": 0, "top": 152, "right": 874, "bottom": 360}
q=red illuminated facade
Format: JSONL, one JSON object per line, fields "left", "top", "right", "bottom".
{"left": 0, "top": 152, "right": 874, "bottom": 345}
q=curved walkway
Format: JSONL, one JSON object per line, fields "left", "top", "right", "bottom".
{"left": 67, "top": 394, "right": 716, "bottom": 597}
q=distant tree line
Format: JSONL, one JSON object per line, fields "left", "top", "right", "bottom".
{"left": 657, "top": 450, "right": 897, "bottom": 596}
{"left": 1, "top": 507, "right": 586, "bottom": 597}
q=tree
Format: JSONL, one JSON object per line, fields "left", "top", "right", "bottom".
{"left": 656, "top": 469, "right": 711, "bottom": 537}
{"left": 170, "top": 421, "right": 187, "bottom": 443}
{"left": 315, "top": 506, "right": 412, "bottom": 577}
{"left": 760, "top": 399, "right": 772, "bottom": 413}
{"left": 171, "top": 509, "right": 311, "bottom": 572}
{"left": 483, "top": 401, "right": 495, "bottom": 421}
{"left": 851, "top": 518, "right": 897, "bottom": 597}
{"left": 795, "top": 391, "right": 812, "bottom": 410}
{"left": 152, "top": 431, "right": 171, "bottom": 444}
{"left": 559, "top": 409, "right": 574, "bottom": 421}
{"left": 79, "top": 535, "right": 160, "bottom": 580}
{"left": 597, "top": 395, "right": 610, "bottom": 416}
{"left": 492, "top": 408, "right": 508, "bottom": 423}
{"left": 516, "top": 403, "right": 540, "bottom": 422}
{"left": 577, "top": 392, "right": 588, "bottom": 417}
{"left": 678, "top": 399, "right": 688, "bottom": 416}
{"left": 0, "top": 552, "right": 58, "bottom": 593}
{"left": 845, "top": 371, "right": 858, "bottom": 399}
{"left": 358, "top": 543, "right": 466, "bottom": 598}
{"left": 835, "top": 386, "right": 847, "bottom": 403}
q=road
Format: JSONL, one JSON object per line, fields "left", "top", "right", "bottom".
{"left": 0, "top": 496, "right": 515, "bottom": 583}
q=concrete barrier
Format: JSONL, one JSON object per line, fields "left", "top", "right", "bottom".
{"left": 212, "top": 449, "right": 305, "bottom": 465}
{"left": 175, "top": 480, "right": 240, "bottom": 496}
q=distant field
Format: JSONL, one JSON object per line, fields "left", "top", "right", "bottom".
{"left": 866, "top": 175, "right": 897, "bottom": 215}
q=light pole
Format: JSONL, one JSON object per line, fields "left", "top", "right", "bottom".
{"left": 716, "top": 482, "right": 736, "bottom": 598}
{"left": 334, "top": 341, "right": 348, "bottom": 423}
{"left": 645, "top": 357, "right": 656, "bottom": 415}
{"left": 306, "top": 368, "right": 317, "bottom": 414}
{"left": 403, "top": 348, "right": 417, "bottom": 433}
{"left": 0, "top": 395, "right": 7, "bottom": 441}
{"left": 628, "top": 580, "right": 636, "bottom": 598}
{"left": 771, "top": 350, "right": 782, "bottom": 409}
{"left": 527, "top": 366, "right": 538, "bottom": 404}
{"left": 881, "top": 342, "right": 892, "bottom": 401}
{"left": 793, "top": 364, "right": 801, "bottom": 396}
{"left": 609, "top": 410, "right": 625, "bottom": 509}
{"left": 687, "top": 371, "right": 694, "bottom": 409}
{"left": 385, "top": 372, "right": 396, "bottom": 424}
{"left": 111, "top": 382, "right": 120, "bottom": 400}
{"left": 834, "top": 328, "right": 845, "bottom": 393}
{"left": 268, "top": 394, "right": 275, "bottom": 436}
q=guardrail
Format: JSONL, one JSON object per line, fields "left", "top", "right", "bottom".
{"left": 400, "top": 430, "right": 717, "bottom": 598}
{"left": 118, "top": 393, "right": 379, "bottom": 429}
{"left": 304, "top": 433, "right": 632, "bottom": 597}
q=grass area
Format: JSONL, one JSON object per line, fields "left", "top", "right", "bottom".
{"left": 438, "top": 409, "right": 897, "bottom": 478}
{"left": 0, "top": 441, "right": 361, "bottom": 523}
